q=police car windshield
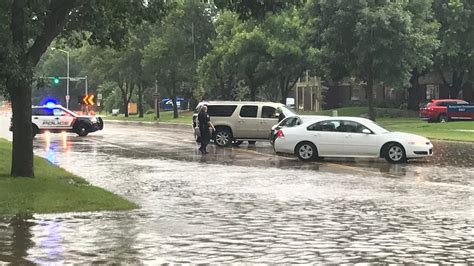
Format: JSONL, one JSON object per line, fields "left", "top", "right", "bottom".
{"left": 40, "top": 106, "right": 77, "bottom": 117}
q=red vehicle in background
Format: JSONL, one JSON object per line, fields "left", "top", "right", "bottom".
{"left": 419, "top": 99, "right": 474, "bottom": 122}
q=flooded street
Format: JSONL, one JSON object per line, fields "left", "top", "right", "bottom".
{"left": 1, "top": 117, "right": 473, "bottom": 264}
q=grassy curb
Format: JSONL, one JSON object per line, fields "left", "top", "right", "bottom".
{"left": 0, "top": 138, "right": 137, "bottom": 215}
{"left": 378, "top": 118, "right": 474, "bottom": 142}
{"left": 101, "top": 111, "right": 193, "bottom": 124}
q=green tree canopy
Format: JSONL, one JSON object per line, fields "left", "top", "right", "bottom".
{"left": 310, "top": 0, "right": 439, "bottom": 120}
{"left": 433, "top": 0, "right": 474, "bottom": 98}
{"left": 143, "top": 0, "right": 215, "bottom": 118}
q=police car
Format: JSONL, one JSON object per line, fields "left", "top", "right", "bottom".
{"left": 10, "top": 103, "right": 103, "bottom": 137}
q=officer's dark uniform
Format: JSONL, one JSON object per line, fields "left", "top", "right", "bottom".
{"left": 198, "top": 109, "right": 211, "bottom": 153}
{"left": 278, "top": 112, "right": 286, "bottom": 122}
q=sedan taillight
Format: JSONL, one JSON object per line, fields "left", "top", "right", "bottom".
{"left": 277, "top": 130, "right": 284, "bottom": 138}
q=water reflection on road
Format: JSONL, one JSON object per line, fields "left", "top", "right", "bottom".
{"left": 0, "top": 121, "right": 473, "bottom": 264}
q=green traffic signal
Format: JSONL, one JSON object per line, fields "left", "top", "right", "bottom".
{"left": 52, "top": 77, "right": 60, "bottom": 85}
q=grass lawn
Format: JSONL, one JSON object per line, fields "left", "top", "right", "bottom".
{"left": 378, "top": 118, "right": 474, "bottom": 142}
{"left": 0, "top": 138, "right": 137, "bottom": 215}
{"left": 102, "top": 111, "right": 193, "bottom": 124}
{"left": 311, "top": 107, "right": 474, "bottom": 142}
{"left": 306, "top": 106, "right": 419, "bottom": 118}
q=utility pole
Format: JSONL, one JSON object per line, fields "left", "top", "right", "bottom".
{"left": 51, "top": 48, "right": 70, "bottom": 108}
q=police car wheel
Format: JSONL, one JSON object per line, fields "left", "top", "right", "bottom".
{"left": 32, "top": 124, "right": 38, "bottom": 138}
{"left": 76, "top": 125, "right": 89, "bottom": 137}
{"left": 98, "top": 117, "right": 104, "bottom": 130}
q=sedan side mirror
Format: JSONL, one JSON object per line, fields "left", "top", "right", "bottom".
{"left": 362, "top": 128, "right": 371, "bottom": 134}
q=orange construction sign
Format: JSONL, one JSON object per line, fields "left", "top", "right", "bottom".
{"left": 82, "top": 95, "right": 94, "bottom": 105}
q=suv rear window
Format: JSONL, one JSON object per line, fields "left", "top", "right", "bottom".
{"left": 240, "top": 105, "right": 258, "bottom": 118}
{"left": 207, "top": 105, "right": 237, "bottom": 117}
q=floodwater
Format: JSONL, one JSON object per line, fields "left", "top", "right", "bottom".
{"left": 0, "top": 116, "right": 473, "bottom": 263}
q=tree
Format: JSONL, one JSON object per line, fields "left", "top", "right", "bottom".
{"left": 214, "top": 0, "right": 301, "bottom": 20}
{"left": 262, "top": 9, "right": 319, "bottom": 104}
{"left": 144, "top": 0, "right": 215, "bottom": 118}
{"left": 198, "top": 11, "right": 240, "bottom": 100}
{"left": 311, "top": 0, "right": 438, "bottom": 121}
{"left": 230, "top": 24, "right": 270, "bottom": 101}
{"left": 0, "top": 0, "right": 166, "bottom": 177}
{"left": 433, "top": 0, "right": 474, "bottom": 99}
{"left": 405, "top": 0, "right": 440, "bottom": 110}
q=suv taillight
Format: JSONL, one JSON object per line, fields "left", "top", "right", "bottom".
{"left": 277, "top": 130, "right": 284, "bottom": 138}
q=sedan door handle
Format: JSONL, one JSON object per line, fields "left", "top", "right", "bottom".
{"left": 33, "top": 117, "right": 38, "bottom": 120}
{"left": 54, "top": 117, "right": 60, "bottom": 120}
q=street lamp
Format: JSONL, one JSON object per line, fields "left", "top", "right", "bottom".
{"left": 51, "top": 47, "right": 70, "bottom": 109}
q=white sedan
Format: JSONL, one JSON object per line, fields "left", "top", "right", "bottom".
{"left": 273, "top": 117, "right": 433, "bottom": 163}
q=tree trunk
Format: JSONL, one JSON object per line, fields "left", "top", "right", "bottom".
{"left": 366, "top": 77, "right": 376, "bottom": 121}
{"left": 407, "top": 72, "right": 422, "bottom": 111}
{"left": 280, "top": 74, "right": 302, "bottom": 105}
{"left": 171, "top": 79, "right": 179, "bottom": 119}
{"left": 172, "top": 95, "right": 178, "bottom": 119}
{"left": 225, "top": 77, "right": 235, "bottom": 100}
{"left": 450, "top": 71, "right": 464, "bottom": 99}
{"left": 219, "top": 77, "right": 226, "bottom": 100}
{"left": 279, "top": 76, "right": 287, "bottom": 104}
{"left": 249, "top": 79, "right": 257, "bottom": 101}
{"left": 123, "top": 94, "right": 129, "bottom": 117}
{"left": 8, "top": 78, "right": 34, "bottom": 177}
{"left": 138, "top": 84, "right": 144, "bottom": 118}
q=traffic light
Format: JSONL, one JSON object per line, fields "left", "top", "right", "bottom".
{"left": 52, "top": 77, "right": 60, "bottom": 85}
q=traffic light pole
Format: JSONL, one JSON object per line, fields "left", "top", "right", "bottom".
{"left": 66, "top": 51, "right": 69, "bottom": 109}
{"left": 45, "top": 76, "right": 88, "bottom": 107}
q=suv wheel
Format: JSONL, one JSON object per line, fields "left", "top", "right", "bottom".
{"left": 384, "top": 143, "right": 406, "bottom": 163}
{"left": 76, "top": 124, "right": 89, "bottom": 137}
{"left": 295, "top": 142, "right": 318, "bottom": 161}
{"left": 215, "top": 128, "right": 232, "bottom": 147}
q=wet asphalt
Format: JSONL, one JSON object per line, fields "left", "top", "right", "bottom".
{"left": 0, "top": 114, "right": 473, "bottom": 264}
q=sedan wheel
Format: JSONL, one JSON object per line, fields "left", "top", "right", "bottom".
{"left": 384, "top": 143, "right": 406, "bottom": 163}
{"left": 295, "top": 142, "right": 318, "bottom": 161}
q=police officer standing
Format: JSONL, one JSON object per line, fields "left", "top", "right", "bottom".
{"left": 198, "top": 105, "right": 214, "bottom": 154}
